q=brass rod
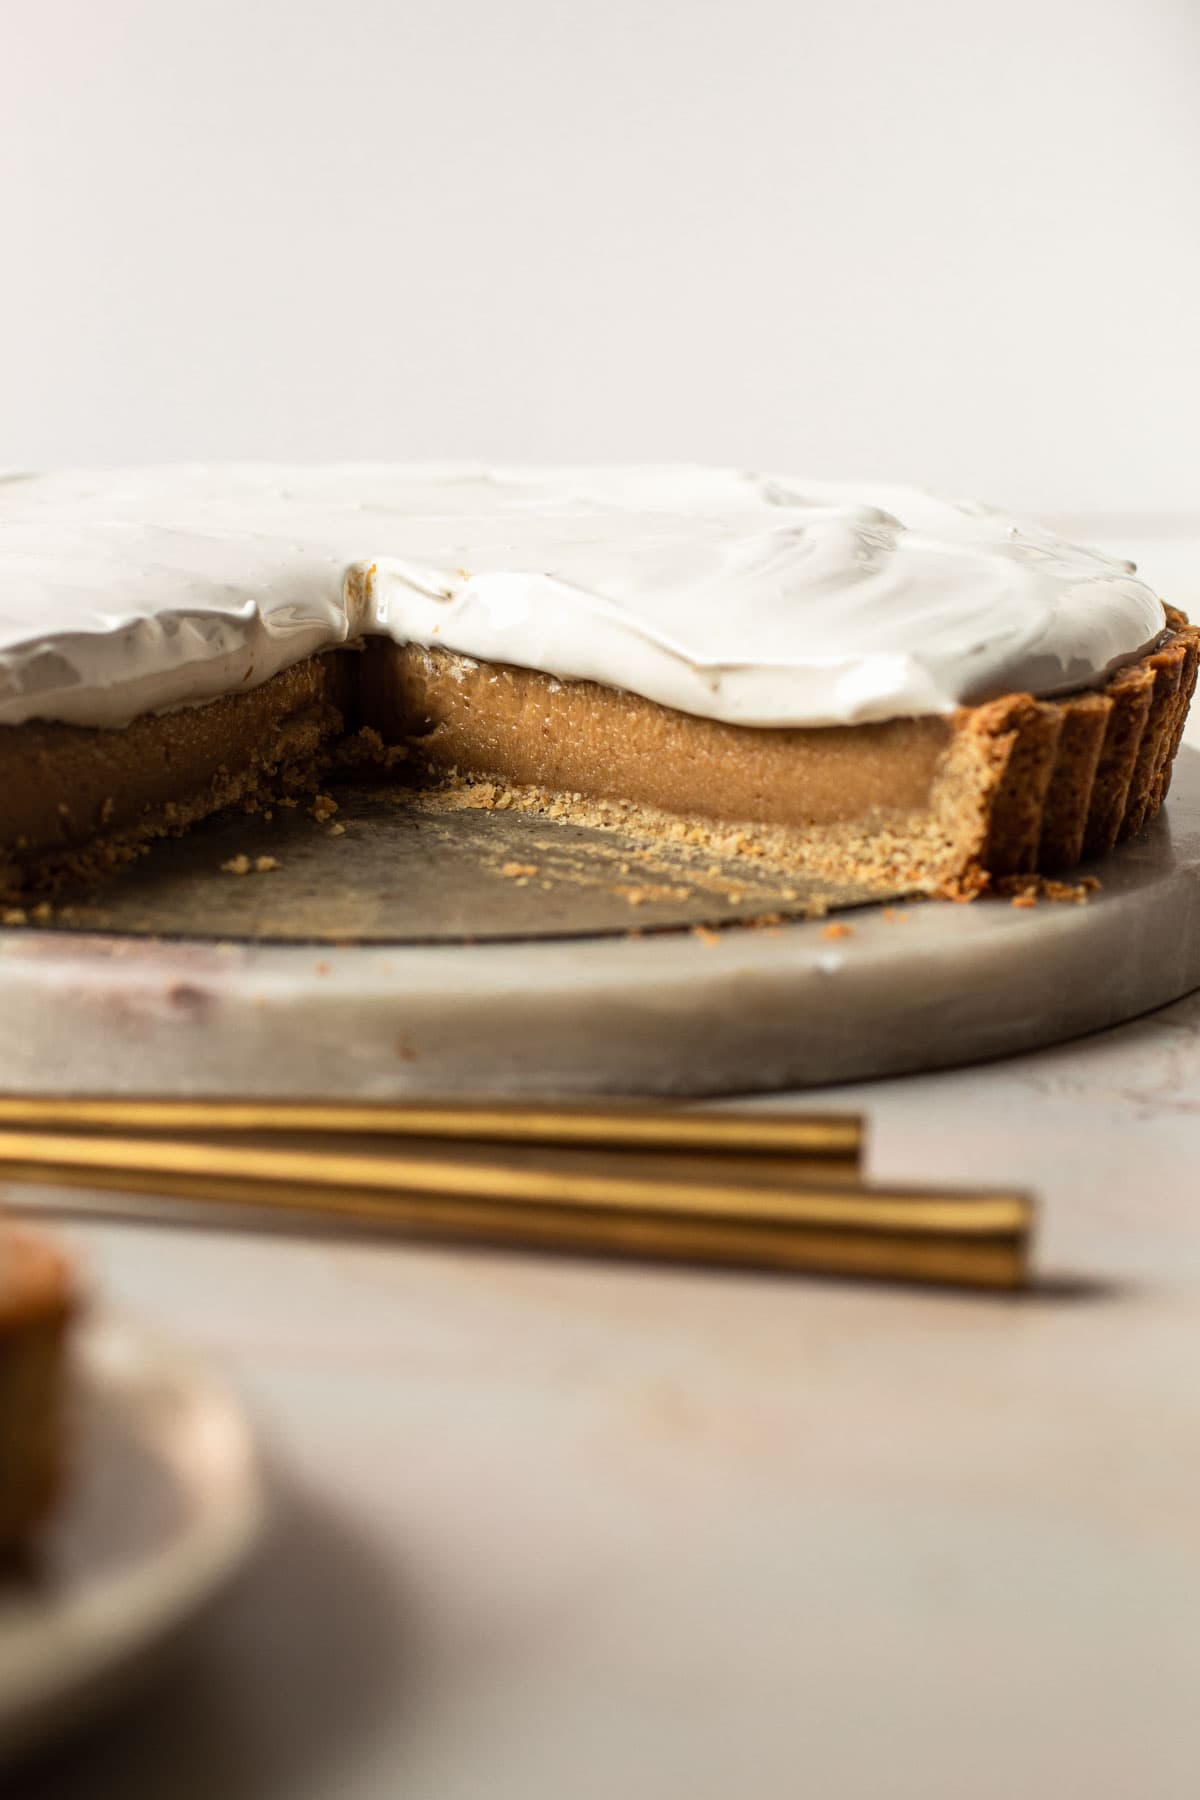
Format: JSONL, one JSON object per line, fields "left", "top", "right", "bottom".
{"left": 0, "top": 1128, "right": 1031, "bottom": 1289}
{"left": 0, "top": 1128, "right": 1020, "bottom": 1236}
{"left": 0, "top": 1097, "right": 861, "bottom": 1162}
{"left": 4, "top": 1173, "right": 1029, "bottom": 1288}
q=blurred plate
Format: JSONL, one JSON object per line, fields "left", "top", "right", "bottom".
{"left": 0, "top": 1312, "right": 265, "bottom": 1763}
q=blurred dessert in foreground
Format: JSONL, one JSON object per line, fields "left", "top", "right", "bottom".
{"left": 0, "top": 1220, "right": 75, "bottom": 1553}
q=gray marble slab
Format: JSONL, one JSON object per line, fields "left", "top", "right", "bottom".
{"left": 1, "top": 755, "right": 1199, "bottom": 1097}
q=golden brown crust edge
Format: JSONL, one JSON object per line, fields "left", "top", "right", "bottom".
{"left": 972, "top": 615, "right": 1200, "bottom": 880}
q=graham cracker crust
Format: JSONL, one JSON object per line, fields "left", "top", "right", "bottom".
{"left": 0, "top": 614, "right": 1195, "bottom": 901}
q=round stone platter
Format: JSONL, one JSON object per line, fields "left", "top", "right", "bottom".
{"left": 1, "top": 753, "right": 1199, "bottom": 1098}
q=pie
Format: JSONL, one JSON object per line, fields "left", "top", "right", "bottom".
{"left": 0, "top": 468, "right": 1193, "bottom": 900}
{"left": 0, "top": 1219, "right": 75, "bottom": 1553}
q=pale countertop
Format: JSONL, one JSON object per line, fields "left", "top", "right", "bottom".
{"left": 11, "top": 997, "right": 1200, "bottom": 1800}
{"left": 10, "top": 526, "right": 1200, "bottom": 1800}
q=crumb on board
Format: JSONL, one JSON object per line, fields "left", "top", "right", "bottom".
{"left": 1003, "top": 874, "right": 1099, "bottom": 908}
{"left": 499, "top": 862, "right": 538, "bottom": 879}
{"left": 221, "top": 854, "right": 280, "bottom": 876}
{"left": 1047, "top": 876, "right": 1100, "bottom": 903}
{"left": 692, "top": 925, "right": 721, "bottom": 947}
{"left": 822, "top": 921, "right": 854, "bottom": 940}
{"left": 328, "top": 822, "right": 346, "bottom": 837}
{"left": 882, "top": 907, "right": 908, "bottom": 923}
{"left": 311, "top": 793, "right": 339, "bottom": 823}
{"left": 611, "top": 882, "right": 692, "bottom": 907}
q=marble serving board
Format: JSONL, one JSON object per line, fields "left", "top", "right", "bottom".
{"left": 1, "top": 758, "right": 1199, "bottom": 1098}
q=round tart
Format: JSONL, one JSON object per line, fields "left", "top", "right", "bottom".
{"left": 0, "top": 469, "right": 1192, "bottom": 899}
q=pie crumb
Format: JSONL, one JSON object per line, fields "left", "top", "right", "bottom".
{"left": 221, "top": 852, "right": 280, "bottom": 875}
{"left": 999, "top": 873, "right": 1098, "bottom": 906}
{"left": 499, "top": 862, "right": 538, "bottom": 879}
{"left": 612, "top": 881, "right": 691, "bottom": 907}
{"left": 822, "top": 921, "right": 854, "bottom": 940}
{"left": 1043, "top": 877, "right": 1097, "bottom": 904}
{"left": 310, "top": 793, "right": 339, "bottom": 823}
{"left": 692, "top": 925, "right": 721, "bottom": 947}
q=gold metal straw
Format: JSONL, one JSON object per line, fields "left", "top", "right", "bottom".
{"left": 0, "top": 1126, "right": 1031, "bottom": 1290}
{"left": 0, "top": 1095, "right": 862, "bottom": 1162}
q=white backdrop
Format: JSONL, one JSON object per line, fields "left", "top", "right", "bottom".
{"left": 3, "top": 0, "right": 1198, "bottom": 514}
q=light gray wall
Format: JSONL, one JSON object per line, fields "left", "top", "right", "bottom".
{"left": 3, "top": 0, "right": 1197, "bottom": 511}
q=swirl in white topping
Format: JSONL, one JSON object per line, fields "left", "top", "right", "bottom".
{"left": 0, "top": 466, "right": 1166, "bottom": 729}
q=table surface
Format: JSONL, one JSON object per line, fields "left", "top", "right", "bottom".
{"left": 10, "top": 524, "right": 1200, "bottom": 1800}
